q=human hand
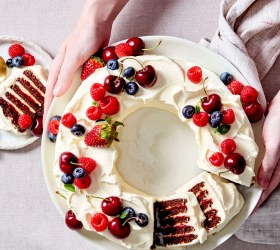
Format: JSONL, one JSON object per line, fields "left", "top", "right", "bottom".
{"left": 255, "top": 90, "right": 280, "bottom": 209}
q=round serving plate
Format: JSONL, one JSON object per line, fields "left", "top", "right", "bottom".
{"left": 0, "top": 35, "right": 52, "bottom": 150}
{"left": 41, "top": 36, "right": 264, "bottom": 250}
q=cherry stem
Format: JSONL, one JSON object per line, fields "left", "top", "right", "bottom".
{"left": 56, "top": 191, "right": 66, "bottom": 200}
{"left": 86, "top": 195, "right": 110, "bottom": 202}
{"left": 114, "top": 64, "right": 125, "bottom": 83}
{"left": 203, "top": 77, "right": 209, "bottom": 98}
{"left": 70, "top": 162, "right": 82, "bottom": 166}
{"left": 121, "top": 57, "right": 145, "bottom": 69}
{"left": 122, "top": 217, "right": 136, "bottom": 226}
{"left": 142, "top": 40, "right": 162, "bottom": 51}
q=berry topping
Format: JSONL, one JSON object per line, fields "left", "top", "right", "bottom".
{"left": 86, "top": 104, "right": 102, "bottom": 121}
{"left": 192, "top": 112, "right": 209, "bottom": 127}
{"left": 135, "top": 65, "right": 157, "bottom": 88}
{"left": 209, "top": 111, "right": 223, "bottom": 128}
{"left": 90, "top": 83, "right": 106, "bottom": 101}
{"left": 135, "top": 213, "right": 149, "bottom": 227}
{"left": 125, "top": 82, "right": 139, "bottom": 95}
{"left": 126, "top": 37, "right": 145, "bottom": 56}
{"left": 182, "top": 105, "right": 195, "bottom": 119}
{"left": 30, "top": 116, "right": 43, "bottom": 137}
{"left": 6, "top": 58, "right": 14, "bottom": 68}
{"left": 104, "top": 75, "right": 125, "bottom": 94}
{"left": 120, "top": 207, "right": 136, "bottom": 221}
{"left": 102, "top": 46, "right": 118, "bottom": 63}
{"left": 101, "top": 196, "right": 123, "bottom": 216}
{"left": 50, "top": 115, "right": 61, "bottom": 121}
{"left": 115, "top": 43, "right": 133, "bottom": 58}
{"left": 201, "top": 93, "right": 222, "bottom": 114}
{"left": 74, "top": 175, "right": 91, "bottom": 189}
{"left": 22, "top": 53, "right": 35, "bottom": 66}
{"left": 99, "top": 96, "right": 120, "bottom": 115}
{"left": 209, "top": 152, "right": 224, "bottom": 167}
{"left": 240, "top": 86, "right": 258, "bottom": 105}
{"left": 48, "top": 119, "right": 60, "bottom": 135}
{"left": 221, "top": 108, "right": 235, "bottom": 125}
{"left": 81, "top": 56, "right": 104, "bottom": 81}
{"left": 61, "top": 173, "right": 74, "bottom": 184}
{"left": 12, "top": 56, "right": 24, "bottom": 67}
{"left": 78, "top": 157, "right": 96, "bottom": 174}
{"left": 73, "top": 167, "right": 86, "bottom": 179}
{"left": 224, "top": 153, "right": 246, "bottom": 175}
{"left": 107, "top": 59, "right": 119, "bottom": 70}
{"left": 122, "top": 67, "right": 135, "bottom": 79}
{"left": 61, "top": 113, "right": 77, "bottom": 128}
{"left": 221, "top": 139, "right": 236, "bottom": 155}
{"left": 220, "top": 72, "right": 233, "bottom": 85}
{"left": 90, "top": 213, "right": 109, "bottom": 232}
{"left": 109, "top": 218, "right": 131, "bottom": 239}
{"left": 243, "top": 101, "right": 264, "bottom": 123}
{"left": 70, "top": 124, "right": 86, "bottom": 136}
{"left": 59, "top": 152, "right": 78, "bottom": 174}
{"left": 48, "top": 132, "right": 57, "bottom": 143}
{"left": 187, "top": 66, "right": 202, "bottom": 83}
{"left": 65, "top": 210, "right": 83, "bottom": 230}
{"left": 8, "top": 44, "right": 25, "bottom": 58}
{"left": 18, "top": 114, "right": 33, "bottom": 130}
{"left": 227, "top": 80, "right": 244, "bottom": 95}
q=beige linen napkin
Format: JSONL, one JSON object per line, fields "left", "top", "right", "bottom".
{"left": 200, "top": 0, "right": 280, "bottom": 245}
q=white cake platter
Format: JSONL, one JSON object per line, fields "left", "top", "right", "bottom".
{"left": 0, "top": 36, "right": 51, "bottom": 150}
{"left": 41, "top": 36, "right": 264, "bottom": 250}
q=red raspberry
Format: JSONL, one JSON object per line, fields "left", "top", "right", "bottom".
{"left": 48, "top": 120, "right": 60, "bottom": 135}
{"left": 221, "top": 139, "right": 236, "bottom": 155}
{"left": 187, "top": 66, "right": 202, "bottom": 84}
{"left": 22, "top": 53, "right": 35, "bottom": 66}
{"left": 86, "top": 105, "right": 102, "bottom": 121}
{"left": 74, "top": 175, "right": 91, "bottom": 189}
{"left": 209, "top": 152, "right": 224, "bottom": 167}
{"left": 222, "top": 108, "right": 235, "bottom": 125}
{"left": 227, "top": 80, "right": 244, "bottom": 95}
{"left": 115, "top": 43, "right": 133, "bottom": 58}
{"left": 90, "top": 213, "right": 109, "bottom": 232}
{"left": 18, "top": 114, "right": 33, "bottom": 130}
{"left": 192, "top": 112, "right": 209, "bottom": 127}
{"left": 90, "top": 83, "right": 106, "bottom": 101}
{"left": 240, "top": 86, "right": 258, "bottom": 105}
{"left": 78, "top": 157, "right": 97, "bottom": 174}
{"left": 99, "top": 96, "right": 120, "bottom": 115}
{"left": 243, "top": 101, "right": 264, "bottom": 123}
{"left": 8, "top": 44, "right": 25, "bottom": 58}
{"left": 61, "top": 113, "right": 77, "bottom": 128}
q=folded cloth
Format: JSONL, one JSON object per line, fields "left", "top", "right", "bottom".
{"left": 200, "top": 0, "right": 280, "bottom": 245}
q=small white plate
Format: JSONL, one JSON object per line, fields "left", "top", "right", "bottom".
{"left": 0, "top": 36, "right": 52, "bottom": 150}
{"left": 41, "top": 36, "right": 264, "bottom": 250}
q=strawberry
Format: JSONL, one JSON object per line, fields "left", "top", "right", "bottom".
{"left": 187, "top": 66, "right": 202, "bottom": 84}
{"left": 243, "top": 101, "right": 264, "bottom": 123}
{"left": 90, "top": 83, "right": 106, "bottom": 101}
{"left": 192, "top": 112, "right": 209, "bottom": 127}
{"left": 61, "top": 113, "right": 77, "bottom": 128}
{"left": 18, "top": 114, "right": 33, "bottom": 130}
{"left": 8, "top": 44, "right": 25, "bottom": 58}
{"left": 99, "top": 96, "right": 120, "bottom": 115}
{"left": 78, "top": 157, "right": 97, "bottom": 174}
{"left": 115, "top": 43, "right": 133, "bottom": 58}
{"left": 48, "top": 119, "right": 60, "bottom": 135}
{"left": 81, "top": 56, "right": 104, "bottom": 81}
{"left": 221, "top": 139, "right": 236, "bottom": 155}
{"left": 86, "top": 104, "right": 102, "bottom": 121}
{"left": 22, "top": 53, "right": 35, "bottom": 66}
{"left": 222, "top": 108, "right": 235, "bottom": 125}
{"left": 84, "top": 117, "right": 123, "bottom": 147}
{"left": 240, "top": 86, "right": 258, "bottom": 105}
{"left": 227, "top": 80, "right": 244, "bottom": 95}
{"left": 74, "top": 175, "right": 91, "bottom": 189}
{"left": 209, "top": 152, "right": 224, "bottom": 167}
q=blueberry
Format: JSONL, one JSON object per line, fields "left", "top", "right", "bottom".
{"left": 73, "top": 167, "right": 86, "bottom": 179}
{"left": 70, "top": 124, "right": 85, "bottom": 136}
{"left": 107, "top": 59, "right": 119, "bottom": 70}
{"left": 50, "top": 115, "right": 61, "bottom": 121}
{"left": 6, "top": 58, "right": 14, "bottom": 68}
{"left": 209, "top": 111, "right": 223, "bottom": 128}
{"left": 182, "top": 105, "right": 195, "bottom": 119}
{"left": 61, "top": 173, "right": 74, "bottom": 184}
{"left": 12, "top": 56, "right": 24, "bottom": 67}
{"left": 125, "top": 82, "right": 139, "bottom": 95}
{"left": 135, "top": 213, "right": 149, "bottom": 227}
{"left": 48, "top": 132, "right": 57, "bottom": 143}
{"left": 220, "top": 72, "right": 233, "bottom": 85}
{"left": 122, "top": 67, "right": 135, "bottom": 79}
{"left": 120, "top": 207, "right": 136, "bottom": 221}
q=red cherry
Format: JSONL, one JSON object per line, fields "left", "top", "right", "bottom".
{"left": 30, "top": 116, "right": 43, "bottom": 136}
{"left": 126, "top": 37, "right": 145, "bottom": 56}
{"left": 135, "top": 65, "right": 157, "bottom": 88}
{"left": 108, "top": 218, "right": 131, "bottom": 239}
{"left": 224, "top": 153, "right": 246, "bottom": 175}
{"left": 59, "top": 152, "right": 78, "bottom": 173}
{"left": 201, "top": 94, "right": 222, "bottom": 114}
{"left": 104, "top": 75, "right": 125, "bottom": 94}
{"left": 243, "top": 101, "right": 264, "bottom": 123}
{"left": 90, "top": 213, "right": 109, "bottom": 232}
{"left": 65, "top": 210, "right": 83, "bottom": 230}
{"left": 102, "top": 46, "right": 118, "bottom": 63}
{"left": 209, "top": 152, "right": 224, "bottom": 167}
{"left": 101, "top": 196, "right": 123, "bottom": 216}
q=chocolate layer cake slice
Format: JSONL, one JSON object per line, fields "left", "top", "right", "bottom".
{"left": 152, "top": 192, "right": 207, "bottom": 249}
{"left": 176, "top": 172, "right": 245, "bottom": 235}
{"left": 0, "top": 66, "right": 46, "bottom": 134}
